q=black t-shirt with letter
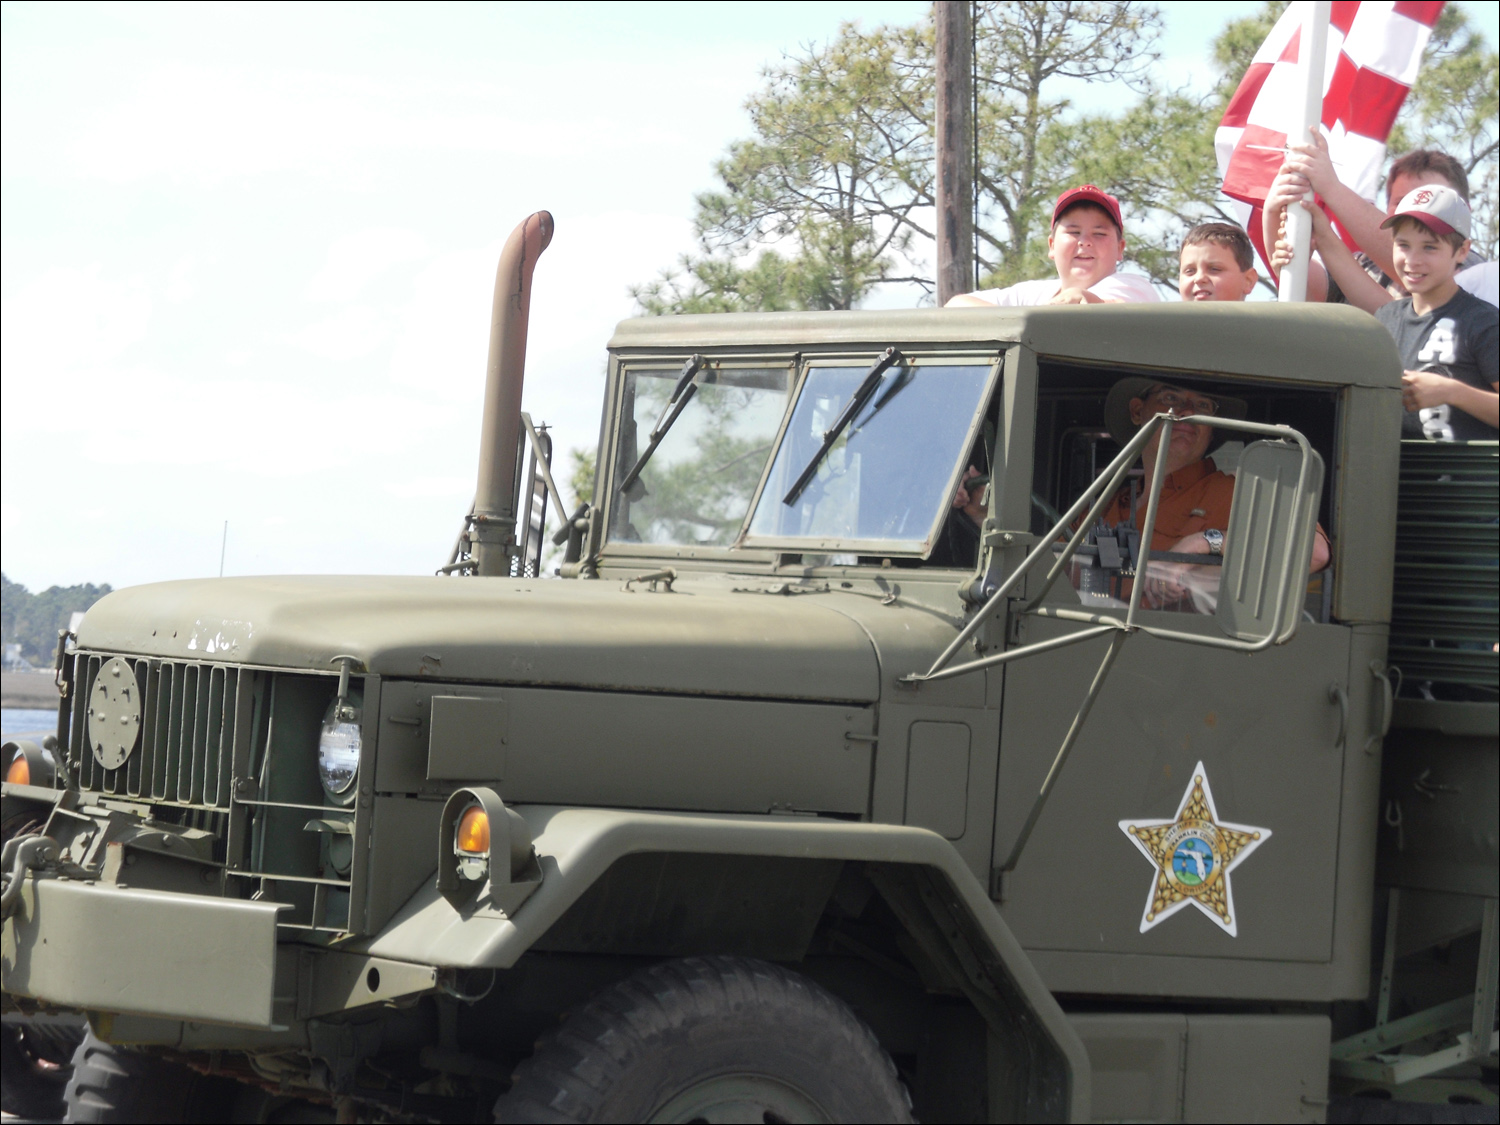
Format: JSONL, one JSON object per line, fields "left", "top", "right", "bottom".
{"left": 1376, "top": 288, "right": 1500, "bottom": 441}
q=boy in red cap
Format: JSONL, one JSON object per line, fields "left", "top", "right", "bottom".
{"left": 946, "top": 185, "right": 1160, "bottom": 307}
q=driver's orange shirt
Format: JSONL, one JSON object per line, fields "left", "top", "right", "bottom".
{"left": 1097, "top": 458, "right": 1235, "bottom": 551}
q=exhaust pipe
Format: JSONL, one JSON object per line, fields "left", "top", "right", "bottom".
{"left": 472, "top": 211, "right": 554, "bottom": 576}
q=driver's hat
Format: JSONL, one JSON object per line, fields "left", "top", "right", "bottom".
{"left": 1104, "top": 376, "right": 1247, "bottom": 447}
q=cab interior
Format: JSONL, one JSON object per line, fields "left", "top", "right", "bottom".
{"left": 1030, "top": 357, "right": 1341, "bottom": 622}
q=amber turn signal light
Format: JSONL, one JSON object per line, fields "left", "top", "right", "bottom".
{"left": 456, "top": 805, "right": 490, "bottom": 855}
{"left": 5, "top": 755, "right": 29, "bottom": 786}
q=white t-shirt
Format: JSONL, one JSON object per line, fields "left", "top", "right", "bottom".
{"left": 1457, "top": 260, "right": 1498, "bottom": 308}
{"left": 968, "top": 272, "right": 1162, "bottom": 306}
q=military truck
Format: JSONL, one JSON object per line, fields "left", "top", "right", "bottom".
{"left": 3, "top": 212, "right": 1496, "bottom": 1124}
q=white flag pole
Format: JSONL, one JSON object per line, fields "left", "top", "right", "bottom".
{"left": 1278, "top": 0, "right": 1332, "bottom": 303}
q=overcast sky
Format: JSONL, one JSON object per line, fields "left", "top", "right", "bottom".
{"left": 3, "top": 1, "right": 1494, "bottom": 592}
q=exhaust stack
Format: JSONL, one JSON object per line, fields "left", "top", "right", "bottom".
{"left": 472, "top": 211, "right": 554, "bottom": 576}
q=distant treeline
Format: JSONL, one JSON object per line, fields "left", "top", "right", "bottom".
{"left": 2, "top": 573, "right": 112, "bottom": 665}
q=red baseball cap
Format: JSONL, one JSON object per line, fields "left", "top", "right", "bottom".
{"left": 1053, "top": 184, "right": 1123, "bottom": 233}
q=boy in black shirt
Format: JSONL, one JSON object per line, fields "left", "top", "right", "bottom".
{"left": 1287, "top": 184, "right": 1498, "bottom": 440}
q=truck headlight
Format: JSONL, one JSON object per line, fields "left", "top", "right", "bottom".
{"left": 318, "top": 719, "right": 361, "bottom": 800}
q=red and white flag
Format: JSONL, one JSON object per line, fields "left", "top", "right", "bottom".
{"left": 1215, "top": 0, "right": 1445, "bottom": 267}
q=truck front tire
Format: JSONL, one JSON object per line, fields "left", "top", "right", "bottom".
{"left": 494, "top": 955, "right": 912, "bottom": 1124}
{"left": 1, "top": 1020, "right": 77, "bottom": 1121}
{"left": 63, "top": 1030, "right": 240, "bottom": 1124}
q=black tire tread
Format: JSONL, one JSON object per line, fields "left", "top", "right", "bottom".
{"left": 1, "top": 1022, "right": 73, "bottom": 1121}
{"left": 495, "top": 954, "right": 911, "bottom": 1124}
{"left": 64, "top": 1030, "right": 236, "bottom": 1124}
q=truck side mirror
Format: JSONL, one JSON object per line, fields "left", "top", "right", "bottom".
{"left": 1217, "top": 439, "right": 1324, "bottom": 644}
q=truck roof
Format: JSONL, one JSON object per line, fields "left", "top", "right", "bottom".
{"left": 608, "top": 303, "right": 1401, "bottom": 390}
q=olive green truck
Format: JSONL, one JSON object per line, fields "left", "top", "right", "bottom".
{"left": 3, "top": 213, "right": 1496, "bottom": 1124}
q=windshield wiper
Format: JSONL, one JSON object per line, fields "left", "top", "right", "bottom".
{"left": 782, "top": 347, "right": 902, "bottom": 507}
{"left": 619, "top": 354, "right": 705, "bottom": 492}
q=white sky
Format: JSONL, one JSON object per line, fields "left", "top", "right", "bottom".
{"left": 3, "top": 1, "right": 1494, "bottom": 591}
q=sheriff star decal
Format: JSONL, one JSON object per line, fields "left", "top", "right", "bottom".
{"left": 1119, "top": 763, "right": 1270, "bottom": 937}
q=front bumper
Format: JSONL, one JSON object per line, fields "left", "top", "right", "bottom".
{"left": 3, "top": 875, "right": 281, "bottom": 1028}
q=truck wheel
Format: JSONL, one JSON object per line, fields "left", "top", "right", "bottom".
{"left": 63, "top": 1030, "right": 238, "bottom": 1124}
{"left": 494, "top": 955, "right": 912, "bottom": 1124}
{"left": 2, "top": 1020, "right": 77, "bottom": 1121}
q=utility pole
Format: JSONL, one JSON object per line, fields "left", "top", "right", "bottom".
{"left": 934, "top": 1, "right": 975, "bottom": 305}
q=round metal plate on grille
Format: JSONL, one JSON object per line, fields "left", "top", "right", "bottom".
{"left": 89, "top": 657, "right": 142, "bottom": 769}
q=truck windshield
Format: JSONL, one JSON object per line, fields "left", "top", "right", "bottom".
{"left": 746, "top": 361, "right": 992, "bottom": 548}
{"left": 609, "top": 364, "right": 793, "bottom": 546}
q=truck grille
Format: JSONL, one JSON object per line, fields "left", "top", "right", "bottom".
{"left": 69, "top": 655, "right": 250, "bottom": 808}
{"left": 1391, "top": 441, "right": 1498, "bottom": 693}
{"left": 64, "top": 652, "right": 366, "bottom": 935}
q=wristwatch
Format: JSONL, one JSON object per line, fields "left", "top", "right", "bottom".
{"left": 1202, "top": 528, "right": 1224, "bottom": 555}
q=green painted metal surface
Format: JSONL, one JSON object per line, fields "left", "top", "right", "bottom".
{"left": 2, "top": 877, "right": 280, "bottom": 1027}
{"left": 1390, "top": 441, "right": 1499, "bottom": 689}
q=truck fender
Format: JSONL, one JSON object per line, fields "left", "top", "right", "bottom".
{"left": 360, "top": 805, "right": 1090, "bottom": 1123}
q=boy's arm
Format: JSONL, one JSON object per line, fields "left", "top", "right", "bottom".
{"left": 1404, "top": 314, "right": 1500, "bottom": 427}
{"left": 1281, "top": 128, "right": 1397, "bottom": 280}
{"left": 1264, "top": 174, "right": 1330, "bottom": 300}
{"left": 1301, "top": 201, "right": 1391, "bottom": 313}
{"left": 1402, "top": 372, "right": 1500, "bottom": 428}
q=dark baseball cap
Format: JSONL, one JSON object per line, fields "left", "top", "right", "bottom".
{"left": 1053, "top": 185, "right": 1123, "bottom": 233}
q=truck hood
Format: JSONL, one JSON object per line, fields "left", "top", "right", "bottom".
{"left": 75, "top": 575, "right": 881, "bottom": 704}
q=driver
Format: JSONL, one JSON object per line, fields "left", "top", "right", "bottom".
{"left": 1094, "top": 378, "right": 1330, "bottom": 607}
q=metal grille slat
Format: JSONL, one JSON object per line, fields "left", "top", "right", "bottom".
{"left": 74, "top": 656, "right": 100, "bottom": 792}
{"left": 141, "top": 661, "right": 162, "bottom": 798}
{"left": 124, "top": 659, "right": 146, "bottom": 797}
{"left": 205, "top": 666, "right": 226, "bottom": 806}
{"left": 192, "top": 665, "right": 212, "bottom": 804}
{"left": 179, "top": 663, "right": 200, "bottom": 804}
{"left": 163, "top": 664, "right": 182, "bottom": 802}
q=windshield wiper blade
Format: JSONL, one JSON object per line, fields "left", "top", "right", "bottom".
{"left": 782, "top": 347, "right": 901, "bottom": 507}
{"left": 619, "top": 354, "right": 705, "bottom": 492}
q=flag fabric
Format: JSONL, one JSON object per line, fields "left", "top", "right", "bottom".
{"left": 1215, "top": 0, "right": 1445, "bottom": 268}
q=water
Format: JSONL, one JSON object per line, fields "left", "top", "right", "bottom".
{"left": 2, "top": 707, "right": 56, "bottom": 741}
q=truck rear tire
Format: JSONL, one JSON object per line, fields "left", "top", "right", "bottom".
{"left": 493, "top": 955, "right": 912, "bottom": 1124}
{"left": 63, "top": 1030, "right": 239, "bottom": 1124}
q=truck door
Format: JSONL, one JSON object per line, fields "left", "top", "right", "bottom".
{"left": 994, "top": 615, "right": 1350, "bottom": 979}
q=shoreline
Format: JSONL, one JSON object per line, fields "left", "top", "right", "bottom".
{"left": 2, "top": 671, "right": 60, "bottom": 709}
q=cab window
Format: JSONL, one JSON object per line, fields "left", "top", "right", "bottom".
{"left": 610, "top": 364, "right": 793, "bottom": 546}
{"left": 745, "top": 358, "right": 995, "bottom": 555}
{"left": 1032, "top": 359, "right": 1339, "bottom": 620}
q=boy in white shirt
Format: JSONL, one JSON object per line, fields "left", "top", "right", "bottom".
{"left": 1458, "top": 260, "right": 1498, "bottom": 308}
{"left": 946, "top": 185, "right": 1160, "bottom": 307}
